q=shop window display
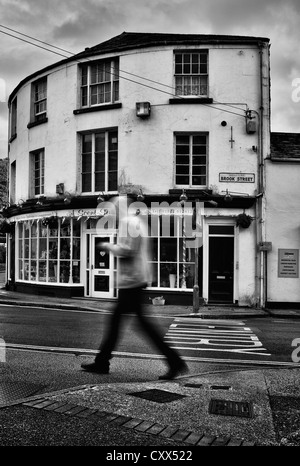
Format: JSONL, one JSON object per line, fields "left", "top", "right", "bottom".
{"left": 17, "top": 218, "right": 81, "bottom": 284}
{"left": 148, "top": 215, "right": 195, "bottom": 289}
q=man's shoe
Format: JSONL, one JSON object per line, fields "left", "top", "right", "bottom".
{"left": 159, "top": 361, "right": 189, "bottom": 380}
{"left": 81, "top": 362, "right": 109, "bottom": 374}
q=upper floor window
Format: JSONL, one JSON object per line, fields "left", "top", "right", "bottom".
{"left": 175, "top": 133, "right": 208, "bottom": 187}
{"left": 30, "top": 149, "right": 45, "bottom": 197}
{"left": 174, "top": 51, "right": 208, "bottom": 97}
{"left": 31, "top": 78, "right": 47, "bottom": 122}
{"left": 10, "top": 161, "right": 16, "bottom": 205}
{"left": 81, "top": 58, "right": 119, "bottom": 107}
{"left": 81, "top": 129, "right": 118, "bottom": 193}
{"left": 10, "top": 97, "right": 17, "bottom": 139}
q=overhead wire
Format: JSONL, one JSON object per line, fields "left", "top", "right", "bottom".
{"left": 0, "top": 24, "right": 247, "bottom": 118}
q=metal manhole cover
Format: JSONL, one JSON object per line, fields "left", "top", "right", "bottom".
{"left": 0, "top": 382, "right": 45, "bottom": 404}
{"left": 209, "top": 399, "right": 253, "bottom": 418}
{"left": 129, "top": 389, "right": 186, "bottom": 403}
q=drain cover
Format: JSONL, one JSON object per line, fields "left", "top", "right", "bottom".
{"left": 0, "top": 382, "right": 45, "bottom": 405}
{"left": 210, "top": 385, "right": 232, "bottom": 390}
{"left": 209, "top": 399, "right": 253, "bottom": 418}
{"left": 184, "top": 383, "right": 203, "bottom": 388}
{"left": 129, "top": 389, "right": 186, "bottom": 403}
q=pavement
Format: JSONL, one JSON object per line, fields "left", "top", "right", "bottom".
{"left": 0, "top": 284, "right": 300, "bottom": 448}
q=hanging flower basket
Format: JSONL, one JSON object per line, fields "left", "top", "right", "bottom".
{"left": 42, "top": 216, "right": 58, "bottom": 228}
{"left": 236, "top": 213, "right": 252, "bottom": 229}
{"left": 0, "top": 220, "right": 15, "bottom": 234}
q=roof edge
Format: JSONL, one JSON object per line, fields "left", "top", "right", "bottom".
{"left": 8, "top": 31, "right": 270, "bottom": 104}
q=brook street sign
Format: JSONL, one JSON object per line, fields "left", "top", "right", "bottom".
{"left": 219, "top": 173, "right": 255, "bottom": 183}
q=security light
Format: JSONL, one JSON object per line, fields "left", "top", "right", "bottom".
{"left": 136, "top": 102, "right": 151, "bottom": 118}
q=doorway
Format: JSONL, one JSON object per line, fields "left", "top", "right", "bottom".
{"left": 90, "top": 235, "right": 114, "bottom": 298}
{"left": 208, "top": 225, "right": 234, "bottom": 303}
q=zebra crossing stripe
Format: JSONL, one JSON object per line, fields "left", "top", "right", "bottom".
{"left": 164, "top": 320, "right": 271, "bottom": 356}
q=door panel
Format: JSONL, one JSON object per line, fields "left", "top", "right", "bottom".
{"left": 91, "top": 235, "right": 114, "bottom": 298}
{"left": 209, "top": 236, "right": 234, "bottom": 302}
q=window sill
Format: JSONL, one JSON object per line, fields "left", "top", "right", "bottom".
{"left": 169, "top": 98, "right": 213, "bottom": 105}
{"left": 73, "top": 103, "right": 122, "bottom": 115}
{"left": 270, "top": 157, "right": 300, "bottom": 163}
{"left": 27, "top": 117, "right": 48, "bottom": 129}
{"left": 169, "top": 188, "right": 212, "bottom": 195}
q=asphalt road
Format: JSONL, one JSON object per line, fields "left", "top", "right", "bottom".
{"left": 0, "top": 304, "right": 300, "bottom": 366}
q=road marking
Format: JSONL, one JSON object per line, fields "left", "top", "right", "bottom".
{"left": 5, "top": 343, "right": 300, "bottom": 368}
{"left": 0, "top": 303, "right": 174, "bottom": 319}
{"left": 165, "top": 319, "right": 271, "bottom": 356}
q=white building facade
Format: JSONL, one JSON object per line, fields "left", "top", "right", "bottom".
{"left": 3, "top": 32, "right": 271, "bottom": 307}
{"left": 265, "top": 133, "right": 300, "bottom": 308}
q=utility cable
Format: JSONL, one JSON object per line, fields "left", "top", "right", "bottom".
{"left": 0, "top": 25, "right": 247, "bottom": 117}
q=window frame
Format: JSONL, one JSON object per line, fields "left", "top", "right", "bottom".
{"left": 80, "top": 129, "right": 118, "bottom": 194}
{"left": 9, "top": 96, "right": 17, "bottom": 140}
{"left": 80, "top": 58, "right": 119, "bottom": 108}
{"left": 30, "top": 148, "right": 45, "bottom": 197}
{"left": 174, "top": 50, "right": 208, "bottom": 98}
{"left": 31, "top": 77, "right": 47, "bottom": 123}
{"left": 147, "top": 215, "right": 196, "bottom": 290}
{"left": 175, "top": 132, "right": 208, "bottom": 188}
{"left": 17, "top": 218, "right": 81, "bottom": 285}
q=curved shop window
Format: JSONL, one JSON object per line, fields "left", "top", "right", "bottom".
{"left": 17, "top": 218, "right": 81, "bottom": 284}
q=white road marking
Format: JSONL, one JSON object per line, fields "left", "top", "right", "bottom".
{"left": 164, "top": 318, "right": 271, "bottom": 356}
{"left": 5, "top": 343, "right": 299, "bottom": 368}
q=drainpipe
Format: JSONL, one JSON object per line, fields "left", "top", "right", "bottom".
{"left": 250, "top": 42, "right": 268, "bottom": 309}
{"left": 258, "top": 42, "right": 269, "bottom": 309}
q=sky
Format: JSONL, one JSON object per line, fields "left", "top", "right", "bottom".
{"left": 0, "top": 0, "right": 300, "bottom": 158}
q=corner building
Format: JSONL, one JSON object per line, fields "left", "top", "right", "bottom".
{"left": 4, "top": 32, "right": 271, "bottom": 307}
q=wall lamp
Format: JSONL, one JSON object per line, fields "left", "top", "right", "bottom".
{"left": 137, "top": 189, "right": 145, "bottom": 202}
{"left": 179, "top": 189, "right": 188, "bottom": 206}
{"left": 36, "top": 196, "right": 46, "bottom": 206}
{"left": 223, "top": 189, "right": 232, "bottom": 203}
{"left": 222, "top": 190, "right": 250, "bottom": 202}
{"left": 17, "top": 199, "right": 26, "bottom": 209}
{"left": 136, "top": 102, "right": 151, "bottom": 118}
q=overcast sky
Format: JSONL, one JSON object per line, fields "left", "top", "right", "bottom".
{"left": 1, "top": 0, "right": 300, "bottom": 157}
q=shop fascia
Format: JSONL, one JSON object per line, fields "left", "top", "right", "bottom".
{"left": 8, "top": 200, "right": 204, "bottom": 245}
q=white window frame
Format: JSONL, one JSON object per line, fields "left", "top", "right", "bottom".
{"left": 33, "top": 78, "right": 47, "bottom": 121}
{"left": 16, "top": 218, "right": 81, "bottom": 285}
{"left": 10, "top": 96, "right": 17, "bottom": 139}
{"left": 174, "top": 50, "right": 208, "bottom": 97}
{"left": 81, "top": 130, "right": 118, "bottom": 193}
{"left": 30, "top": 149, "right": 45, "bottom": 197}
{"left": 175, "top": 133, "right": 208, "bottom": 188}
{"left": 81, "top": 58, "right": 119, "bottom": 107}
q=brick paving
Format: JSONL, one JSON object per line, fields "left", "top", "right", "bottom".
{"left": 20, "top": 395, "right": 256, "bottom": 446}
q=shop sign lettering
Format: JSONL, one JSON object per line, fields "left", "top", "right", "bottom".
{"left": 219, "top": 172, "right": 255, "bottom": 183}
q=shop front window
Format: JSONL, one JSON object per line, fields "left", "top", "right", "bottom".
{"left": 17, "top": 218, "right": 81, "bottom": 284}
{"left": 148, "top": 215, "right": 196, "bottom": 289}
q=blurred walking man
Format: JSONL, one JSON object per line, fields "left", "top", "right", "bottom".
{"left": 81, "top": 195, "right": 188, "bottom": 380}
